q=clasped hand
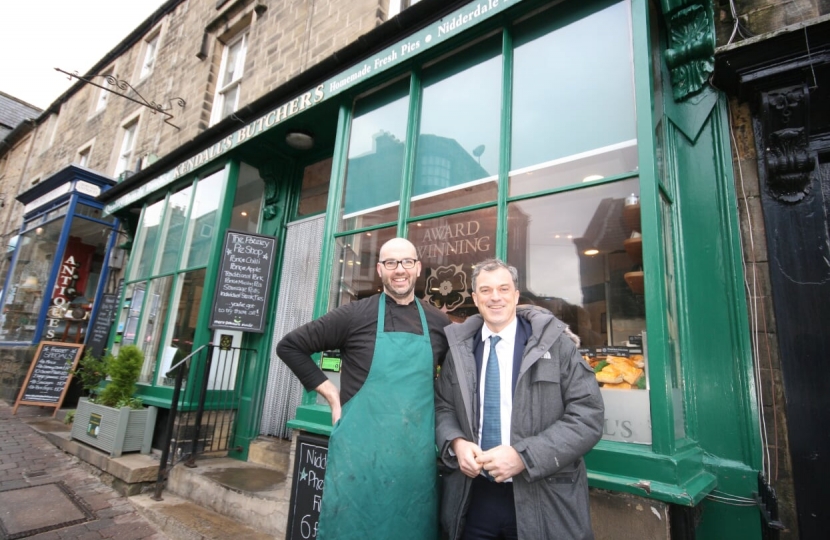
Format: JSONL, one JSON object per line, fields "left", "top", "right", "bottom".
{"left": 451, "top": 439, "right": 525, "bottom": 482}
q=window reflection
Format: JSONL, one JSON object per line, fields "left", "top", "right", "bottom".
{"left": 411, "top": 43, "right": 501, "bottom": 217}
{"left": 230, "top": 163, "right": 264, "bottom": 232}
{"left": 330, "top": 228, "right": 397, "bottom": 309}
{"left": 158, "top": 269, "right": 206, "bottom": 386}
{"left": 158, "top": 186, "right": 192, "bottom": 275}
{"left": 135, "top": 276, "right": 173, "bottom": 383}
{"left": 185, "top": 170, "right": 226, "bottom": 268}
{"left": 510, "top": 0, "right": 636, "bottom": 195}
{"left": 297, "top": 158, "right": 332, "bottom": 217}
{"left": 508, "top": 179, "right": 651, "bottom": 443}
{"left": 408, "top": 207, "right": 497, "bottom": 322}
{"left": 509, "top": 179, "right": 643, "bottom": 346}
{"left": 130, "top": 199, "right": 164, "bottom": 280}
{"left": 510, "top": 141, "right": 638, "bottom": 197}
{"left": 340, "top": 82, "right": 410, "bottom": 231}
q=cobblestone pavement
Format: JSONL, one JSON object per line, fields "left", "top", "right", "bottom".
{"left": 0, "top": 401, "right": 168, "bottom": 540}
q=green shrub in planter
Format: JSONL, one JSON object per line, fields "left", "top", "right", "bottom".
{"left": 74, "top": 345, "right": 144, "bottom": 409}
{"left": 98, "top": 345, "right": 143, "bottom": 408}
{"left": 70, "top": 345, "right": 156, "bottom": 457}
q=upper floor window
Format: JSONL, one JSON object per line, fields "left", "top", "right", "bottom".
{"left": 210, "top": 32, "right": 248, "bottom": 125}
{"left": 139, "top": 33, "right": 160, "bottom": 79}
{"left": 96, "top": 67, "right": 114, "bottom": 112}
{"left": 115, "top": 119, "right": 139, "bottom": 178}
{"left": 388, "top": 0, "right": 421, "bottom": 17}
{"left": 77, "top": 144, "right": 92, "bottom": 168}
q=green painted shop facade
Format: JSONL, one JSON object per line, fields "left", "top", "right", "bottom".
{"left": 99, "top": 0, "right": 762, "bottom": 536}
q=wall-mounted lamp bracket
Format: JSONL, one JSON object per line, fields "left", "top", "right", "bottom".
{"left": 55, "top": 68, "right": 187, "bottom": 130}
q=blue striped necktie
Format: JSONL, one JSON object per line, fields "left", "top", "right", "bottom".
{"left": 481, "top": 334, "right": 502, "bottom": 452}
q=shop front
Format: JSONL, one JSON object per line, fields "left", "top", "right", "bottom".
{"left": 99, "top": 0, "right": 762, "bottom": 536}
{"left": 0, "top": 165, "right": 119, "bottom": 401}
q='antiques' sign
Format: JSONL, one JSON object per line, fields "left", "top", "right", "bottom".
{"left": 209, "top": 230, "right": 277, "bottom": 333}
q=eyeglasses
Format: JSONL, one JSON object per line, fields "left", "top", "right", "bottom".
{"left": 380, "top": 258, "right": 418, "bottom": 270}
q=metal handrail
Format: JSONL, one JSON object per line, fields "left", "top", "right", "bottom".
{"left": 165, "top": 344, "right": 208, "bottom": 377}
{"left": 152, "top": 343, "right": 256, "bottom": 500}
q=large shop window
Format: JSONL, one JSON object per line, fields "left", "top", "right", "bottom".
{"left": 340, "top": 80, "right": 410, "bottom": 231}
{"left": 410, "top": 41, "right": 501, "bottom": 217}
{"left": 114, "top": 169, "right": 227, "bottom": 385}
{"left": 0, "top": 208, "right": 113, "bottom": 343}
{"left": 510, "top": 0, "right": 638, "bottom": 197}
{"left": 327, "top": 0, "right": 674, "bottom": 445}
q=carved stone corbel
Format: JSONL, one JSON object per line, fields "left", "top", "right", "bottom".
{"left": 663, "top": 2, "right": 715, "bottom": 101}
{"left": 759, "top": 86, "right": 816, "bottom": 203}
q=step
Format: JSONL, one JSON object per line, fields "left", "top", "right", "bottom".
{"left": 248, "top": 436, "right": 292, "bottom": 471}
{"left": 164, "top": 453, "right": 291, "bottom": 537}
{"left": 131, "top": 493, "right": 273, "bottom": 540}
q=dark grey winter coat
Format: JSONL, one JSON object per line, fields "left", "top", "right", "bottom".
{"left": 435, "top": 306, "right": 604, "bottom": 540}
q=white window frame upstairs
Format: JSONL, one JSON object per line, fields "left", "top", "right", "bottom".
{"left": 77, "top": 142, "right": 93, "bottom": 168}
{"left": 210, "top": 32, "right": 248, "bottom": 126}
{"left": 115, "top": 119, "right": 139, "bottom": 178}
{"left": 96, "top": 66, "right": 115, "bottom": 112}
{"left": 388, "top": 0, "right": 421, "bottom": 17}
{"left": 140, "top": 32, "right": 160, "bottom": 79}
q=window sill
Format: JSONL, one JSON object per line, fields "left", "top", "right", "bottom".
{"left": 286, "top": 403, "right": 333, "bottom": 437}
{"left": 585, "top": 440, "right": 717, "bottom": 506}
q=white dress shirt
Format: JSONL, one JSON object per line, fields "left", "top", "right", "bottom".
{"left": 478, "top": 317, "right": 518, "bottom": 450}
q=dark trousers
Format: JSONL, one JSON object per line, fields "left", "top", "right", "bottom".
{"left": 461, "top": 476, "right": 518, "bottom": 540}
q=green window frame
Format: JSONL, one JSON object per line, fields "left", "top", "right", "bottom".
{"left": 110, "top": 163, "right": 237, "bottom": 403}
{"left": 308, "top": 0, "right": 714, "bottom": 504}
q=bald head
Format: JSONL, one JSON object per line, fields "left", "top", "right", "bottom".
{"left": 377, "top": 237, "right": 421, "bottom": 304}
{"left": 379, "top": 238, "right": 417, "bottom": 261}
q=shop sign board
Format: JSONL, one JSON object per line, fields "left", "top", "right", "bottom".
{"left": 104, "top": 0, "right": 525, "bottom": 215}
{"left": 85, "top": 293, "right": 119, "bottom": 358}
{"left": 287, "top": 434, "right": 329, "bottom": 540}
{"left": 209, "top": 230, "right": 278, "bottom": 333}
{"left": 12, "top": 341, "right": 84, "bottom": 416}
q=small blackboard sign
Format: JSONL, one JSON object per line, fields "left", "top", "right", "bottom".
{"left": 210, "top": 230, "right": 277, "bottom": 333}
{"left": 13, "top": 341, "right": 84, "bottom": 416}
{"left": 86, "top": 293, "right": 119, "bottom": 358}
{"left": 287, "top": 433, "right": 329, "bottom": 540}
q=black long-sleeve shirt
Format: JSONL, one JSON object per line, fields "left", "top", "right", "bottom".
{"left": 277, "top": 294, "right": 451, "bottom": 405}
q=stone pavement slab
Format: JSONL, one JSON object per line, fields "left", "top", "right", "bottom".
{"left": 0, "top": 402, "right": 168, "bottom": 540}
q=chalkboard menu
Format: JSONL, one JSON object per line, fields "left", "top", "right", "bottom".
{"left": 13, "top": 341, "right": 84, "bottom": 416}
{"left": 86, "top": 293, "right": 119, "bottom": 358}
{"left": 287, "top": 434, "right": 329, "bottom": 540}
{"left": 210, "top": 230, "right": 277, "bottom": 333}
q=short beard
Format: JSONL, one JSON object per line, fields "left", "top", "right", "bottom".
{"left": 383, "top": 278, "right": 415, "bottom": 302}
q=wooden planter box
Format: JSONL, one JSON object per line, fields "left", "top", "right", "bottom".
{"left": 70, "top": 397, "right": 157, "bottom": 457}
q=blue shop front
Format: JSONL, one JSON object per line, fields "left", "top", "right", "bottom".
{"left": 0, "top": 165, "right": 120, "bottom": 400}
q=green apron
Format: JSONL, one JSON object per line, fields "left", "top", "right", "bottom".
{"left": 317, "top": 294, "right": 439, "bottom": 540}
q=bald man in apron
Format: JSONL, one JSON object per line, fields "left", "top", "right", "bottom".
{"left": 278, "top": 238, "right": 451, "bottom": 539}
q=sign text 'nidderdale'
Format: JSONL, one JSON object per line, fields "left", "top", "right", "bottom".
{"left": 104, "top": 0, "right": 519, "bottom": 215}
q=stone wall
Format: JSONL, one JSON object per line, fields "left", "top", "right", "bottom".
{"left": 715, "top": 0, "right": 830, "bottom": 46}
